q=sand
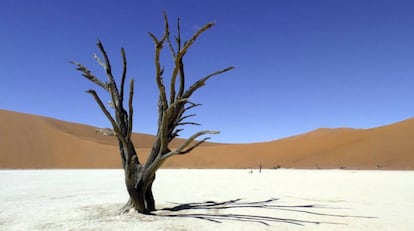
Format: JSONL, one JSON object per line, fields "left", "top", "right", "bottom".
{"left": 1, "top": 169, "right": 413, "bottom": 231}
{"left": 1, "top": 109, "right": 414, "bottom": 169}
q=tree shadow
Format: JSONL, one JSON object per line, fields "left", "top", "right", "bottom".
{"left": 157, "top": 198, "right": 376, "bottom": 226}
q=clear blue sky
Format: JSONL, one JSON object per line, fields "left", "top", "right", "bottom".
{"left": 1, "top": 0, "right": 414, "bottom": 143}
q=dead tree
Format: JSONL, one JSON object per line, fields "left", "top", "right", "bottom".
{"left": 71, "top": 13, "right": 234, "bottom": 214}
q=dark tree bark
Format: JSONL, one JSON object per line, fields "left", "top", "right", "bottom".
{"left": 71, "top": 12, "right": 234, "bottom": 214}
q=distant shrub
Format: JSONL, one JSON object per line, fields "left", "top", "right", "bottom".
{"left": 95, "top": 128, "right": 115, "bottom": 136}
{"left": 376, "top": 164, "right": 382, "bottom": 169}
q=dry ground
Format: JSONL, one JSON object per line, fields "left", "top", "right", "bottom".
{"left": 1, "top": 169, "right": 413, "bottom": 230}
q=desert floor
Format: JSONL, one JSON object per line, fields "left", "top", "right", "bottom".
{"left": 1, "top": 169, "right": 413, "bottom": 231}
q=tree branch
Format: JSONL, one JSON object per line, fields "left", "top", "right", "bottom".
{"left": 165, "top": 18, "right": 177, "bottom": 58}
{"left": 70, "top": 61, "right": 109, "bottom": 91}
{"left": 177, "top": 122, "right": 201, "bottom": 126}
{"left": 162, "top": 130, "right": 219, "bottom": 160}
{"left": 120, "top": 48, "right": 127, "bottom": 105}
{"left": 168, "top": 20, "right": 179, "bottom": 104}
{"left": 175, "top": 19, "right": 186, "bottom": 99}
{"left": 158, "top": 97, "right": 189, "bottom": 152}
{"left": 144, "top": 130, "right": 218, "bottom": 183}
{"left": 180, "top": 22, "right": 215, "bottom": 57}
{"left": 149, "top": 28, "right": 169, "bottom": 109}
{"left": 96, "top": 41, "right": 115, "bottom": 84}
{"left": 127, "top": 79, "right": 134, "bottom": 139}
{"left": 183, "top": 66, "right": 234, "bottom": 99}
{"left": 170, "top": 128, "right": 184, "bottom": 139}
{"left": 179, "top": 137, "right": 211, "bottom": 155}
{"left": 92, "top": 53, "right": 107, "bottom": 69}
{"left": 86, "top": 90, "right": 126, "bottom": 145}
{"left": 170, "top": 19, "right": 215, "bottom": 105}
{"left": 177, "top": 58, "right": 185, "bottom": 99}
{"left": 96, "top": 40, "right": 122, "bottom": 111}
{"left": 176, "top": 114, "right": 197, "bottom": 124}
{"left": 185, "top": 102, "right": 202, "bottom": 111}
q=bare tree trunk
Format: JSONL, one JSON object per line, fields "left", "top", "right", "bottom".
{"left": 121, "top": 142, "right": 157, "bottom": 213}
{"left": 71, "top": 12, "right": 233, "bottom": 215}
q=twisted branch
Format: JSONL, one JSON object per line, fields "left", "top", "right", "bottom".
{"left": 70, "top": 61, "right": 109, "bottom": 91}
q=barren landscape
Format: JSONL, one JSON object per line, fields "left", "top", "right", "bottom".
{"left": 1, "top": 110, "right": 414, "bottom": 230}
{"left": 1, "top": 109, "right": 413, "bottom": 169}
{"left": 2, "top": 1, "right": 414, "bottom": 230}
{"left": 1, "top": 169, "right": 413, "bottom": 231}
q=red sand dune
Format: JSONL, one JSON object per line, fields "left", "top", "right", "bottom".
{"left": 1, "top": 109, "right": 413, "bottom": 169}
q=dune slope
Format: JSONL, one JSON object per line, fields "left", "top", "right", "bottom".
{"left": 1, "top": 109, "right": 413, "bottom": 169}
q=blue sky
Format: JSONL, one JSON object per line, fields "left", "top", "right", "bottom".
{"left": 1, "top": 0, "right": 414, "bottom": 143}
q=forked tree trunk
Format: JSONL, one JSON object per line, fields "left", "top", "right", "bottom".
{"left": 71, "top": 12, "right": 233, "bottom": 214}
{"left": 124, "top": 160, "right": 155, "bottom": 213}
{"left": 122, "top": 177, "right": 155, "bottom": 214}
